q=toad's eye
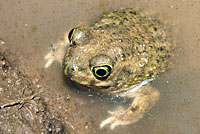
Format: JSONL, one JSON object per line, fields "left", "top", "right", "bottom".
{"left": 68, "top": 28, "right": 75, "bottom": 45}
{"left": 91, "top": 65, "right": 112, "bottom": 80}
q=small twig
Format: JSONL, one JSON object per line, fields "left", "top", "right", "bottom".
{"left": 0, "top": 89, "right": 48, "bottom": 109}
{"left": 0, "top": 100, "right": 21, "bottom": 109}
{"left": 5, "top": 102, "right": 25, "bottom": 117}
{"left": 66, "top": 121, "right": 76, "bottom": 131}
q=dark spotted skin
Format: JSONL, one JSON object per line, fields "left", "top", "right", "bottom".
{"left": 63, "top": 8, "right": 174, "bottom": 94}
{"left": 63, "top": 8, "right": 175, "bottom": 129}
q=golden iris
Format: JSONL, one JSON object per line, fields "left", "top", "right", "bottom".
{"left": 91, "top": 65, "right": 112, "bottom": 80}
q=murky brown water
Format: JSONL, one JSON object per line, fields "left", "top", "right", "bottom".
{"left": 0, "top": 0, "right": 200, "bottom": 134}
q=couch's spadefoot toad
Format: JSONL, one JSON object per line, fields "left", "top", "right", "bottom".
{"left": 48, "top": 8, "right": 175, "bottom": 129}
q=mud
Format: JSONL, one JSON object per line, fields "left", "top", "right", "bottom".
{"left": 0, "top": 51, "right": 67, "bottom": 134}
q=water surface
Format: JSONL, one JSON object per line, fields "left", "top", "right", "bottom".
{"left": 0, "top": 0, "right": 200, "bottom": 133}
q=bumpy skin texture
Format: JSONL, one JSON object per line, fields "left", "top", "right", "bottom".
{"left": 63, "top": 8, "right": 174, "bottom": 129}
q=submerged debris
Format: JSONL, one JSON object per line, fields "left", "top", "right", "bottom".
{"left": 0, "top": 39, "right": 5, "bottom": 45}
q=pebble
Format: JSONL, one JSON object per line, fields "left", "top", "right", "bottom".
{"left": 0, "top": 39, "right": 5, "bottom": 45}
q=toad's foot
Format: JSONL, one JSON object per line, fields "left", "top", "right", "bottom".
{"left": 44, "top": 39, "right": 69, "bottom": 68}
{"left": 100, "top": 84, "right": 160, "bottom": 129}
{"left": 100, "top": 106, "right": 135, "bottom": 129}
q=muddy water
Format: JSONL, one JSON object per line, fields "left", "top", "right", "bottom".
{"left": 0, "top": 0, "right": 200, "bottom": 134}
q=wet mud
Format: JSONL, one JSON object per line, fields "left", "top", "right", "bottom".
{"left": 0, "top": 51, "right": 66, "bottom": 134}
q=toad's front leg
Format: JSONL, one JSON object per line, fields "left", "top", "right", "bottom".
{"left": 100, "top": 84, "right": 160, "bottom": 129}
{"left": 44, "top": 34, "right": 69, "bottom": 68}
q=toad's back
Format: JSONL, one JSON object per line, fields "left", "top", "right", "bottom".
{"left": 64, "top": 8, "right": 174, "bottom": 94}
{"left": 63, "top": 8, "right": 175, "bottom": 129}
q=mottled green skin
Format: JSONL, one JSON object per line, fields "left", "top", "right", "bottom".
{"left": 63, "top": 8, "right": 174, "bottom": 95}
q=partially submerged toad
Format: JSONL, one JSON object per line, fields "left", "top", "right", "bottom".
{"left": 45, "top": 8, "right": 175, "bottom": 129}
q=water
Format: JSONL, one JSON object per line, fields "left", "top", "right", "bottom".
{"left": 0, "top": 0, "right": 200, "bottom": 133}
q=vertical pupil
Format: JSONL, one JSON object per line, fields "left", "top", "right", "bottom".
{"left": 68, "top": 28, "right": 74, "bottom": 42}
{"left": 96, "top": 69, "right": 106, "bottom": 76}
